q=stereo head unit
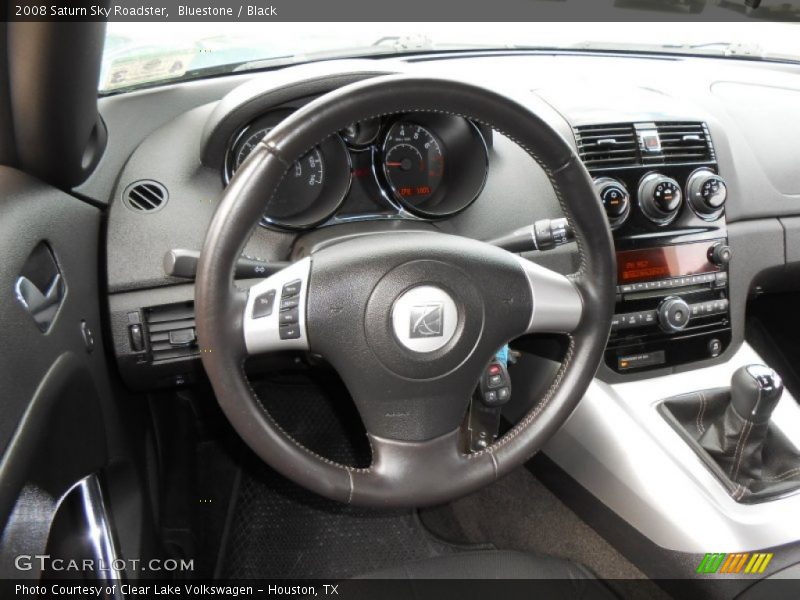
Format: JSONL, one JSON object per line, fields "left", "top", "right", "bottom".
{"left": 606, "top": 239, "right": 731, "bottom": 374}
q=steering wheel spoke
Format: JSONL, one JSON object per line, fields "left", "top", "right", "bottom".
{"left": 516, "top": 257, "right": 584, "bottom": 335}
{"left": 243, "top": 257, "right": 312, "bottom": 355}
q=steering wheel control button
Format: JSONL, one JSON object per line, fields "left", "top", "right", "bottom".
{"left": 252, "top": 290, "right": 276, "bottom": 319}
{"left": 279, "top": 308, "right": 299, "bottom": 325}
{"left": 282, "top": 280, "right": 302, "bottom": 297}
{"left": 280, "top": 296, "right": 300, "bottom": 311}
{"left": 244, "top": 257, "right": 311, "bottom": 354}
{"left": 279, "top": 324, "right": 301, "bottom": 340}
{"left": 391, "top": 285, "right": 458, "bottom": 353}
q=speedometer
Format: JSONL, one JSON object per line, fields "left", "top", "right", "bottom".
{"left": 382, "top": 123, "right": 444, "bottom": 203}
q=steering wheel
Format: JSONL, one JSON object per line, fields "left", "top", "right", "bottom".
{"left": 195, "top": 75, "right": 615, "bottom": 508}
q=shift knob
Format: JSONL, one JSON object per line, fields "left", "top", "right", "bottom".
{"left": 730, "top": 365, "right": 783, "bottom": 424}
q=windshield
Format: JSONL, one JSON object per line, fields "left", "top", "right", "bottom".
{"left": 100, "top": 22, "right": 800, "bottom": 93}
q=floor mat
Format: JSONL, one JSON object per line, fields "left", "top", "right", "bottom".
{"left": 218, "top": 371, "right": 471, "bottom": 579}
{"left": 221, "top": 463, "right": 464, "bottom": 579}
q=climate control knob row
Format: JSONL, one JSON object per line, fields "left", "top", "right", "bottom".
{"left": 593, "top": 170, "right": 728, "bottom": 229}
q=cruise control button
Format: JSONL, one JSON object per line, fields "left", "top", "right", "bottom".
{"left": 279, "top": 324, "right": 301, "bottom": 340}
{"left": 282, "top": 279, "right": 302, "bottom": 297}
{"left": 280, "top": 296, "right": 299, "bottom": 311}
{"left": 497, "top": 387, "right": 510, "bottom": 401}
{"left": 253, "top": 290, "right": 276, "bottom": 319}
{"left": 279, "top": 308, "right": 299, "bottom": 325}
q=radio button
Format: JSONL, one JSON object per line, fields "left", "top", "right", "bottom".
{"left": 624, "top": 313, "right": 640, "bottom": 327}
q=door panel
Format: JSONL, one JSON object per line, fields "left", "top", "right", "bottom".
{"left": 0, "top": 166, "right": 115, "bottom": 577}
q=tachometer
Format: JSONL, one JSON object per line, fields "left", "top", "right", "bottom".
{"left": 225, "top": 111, "right": 351, "bottom": 230}
{"left": 382, "top": 123, "right": 444, "bottom": 203}
{"left": 233, "top": 127, "right": 326, "bottom": 221}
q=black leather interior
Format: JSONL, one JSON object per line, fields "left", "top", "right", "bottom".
{"left": 358, "top": 550, "right": 617, "bottom": 597}
{"left": 660, "top": 389, "right": 800, "bottom": 503}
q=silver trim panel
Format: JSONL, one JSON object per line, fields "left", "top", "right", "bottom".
{"left": 516, "top": 257, "right": 583, "bottom": 334}
{"left": 545, "top": 343, "right": 800, "bottom": 552}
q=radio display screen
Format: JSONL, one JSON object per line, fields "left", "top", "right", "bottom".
{"left": 617, "top": 242, "right": 718, "bottom": 284}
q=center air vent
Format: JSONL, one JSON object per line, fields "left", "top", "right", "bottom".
{"left": 653, "top": 122, "right": 715, "bottom": 164}
{"left": 574, "top": 124, "right": 638, "bottom": 168}
{"left": 123, "top": 180, "right": 168, "bottom": 212}
{"left": 144, "top": 302, "right": 199, "bottom": 361}
{"left": 574, "top": 122, "right": 715, "bottom": 169}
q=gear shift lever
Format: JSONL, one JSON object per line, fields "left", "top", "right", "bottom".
{"left": 730, "top": 365, "right": 783, "bottom": 424}
{"left": 698, "top": 365, "right": 783, "bottom": 483}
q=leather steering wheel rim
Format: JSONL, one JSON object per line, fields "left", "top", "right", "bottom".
{"left": 195, "top": 75, "right": 615, "bottom": 508}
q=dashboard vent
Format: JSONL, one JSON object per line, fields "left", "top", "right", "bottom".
{"left": 124, "top": 180, "right": 168, "bottom": 212}
{"left": 574, "top": 121, "right": 715, "bottom": 169}
{"left": 653, "top": 122, "right": 715, "bottom": 164}
{"left": 144, "top": 302, "right": 199, "bottom": 362}
{"left": 574, "top": 124, "right": 639, "bottom": 168}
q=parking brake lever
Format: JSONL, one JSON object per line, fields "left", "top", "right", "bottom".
{"left": 486, "top": 217, "right": 574, "bottom": 253}
{"left": 163, "top": 249, "right": 289, "bottom": 280}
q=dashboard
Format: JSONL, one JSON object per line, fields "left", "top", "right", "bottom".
{"left": 91, "top": 51, "right": 800, "bottom": 389}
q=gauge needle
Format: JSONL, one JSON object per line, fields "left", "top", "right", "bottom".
{"left": 385, "top": 162, "right": 404, "bottom": 167}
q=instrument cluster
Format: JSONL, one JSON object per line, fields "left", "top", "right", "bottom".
{"left": 224, "top": 111, "right": 489, "bottom": 230}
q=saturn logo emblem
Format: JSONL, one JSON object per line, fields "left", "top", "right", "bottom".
{"left": 409, "top": 302, "right": 444, "bottom": 338}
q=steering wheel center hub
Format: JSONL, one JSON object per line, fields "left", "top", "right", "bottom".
{"left": 391, "top": 285, "right": 459, "bottom": 353}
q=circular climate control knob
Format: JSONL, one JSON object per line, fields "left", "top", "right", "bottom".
{"left": 638, "top": 173, "right": 682, "bottom": 226}
{"left": 686, "top": 169, "right": 727, "bottom": 219}
{"left": 658, "top": 296, "right": 691, "bottom": 333}
{"left": 593, "top": 177, "right": 630, "bottom": 229}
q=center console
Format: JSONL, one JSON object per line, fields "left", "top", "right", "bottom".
{"left": 574, "top": 122, "right": 732, "bottom": 374}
